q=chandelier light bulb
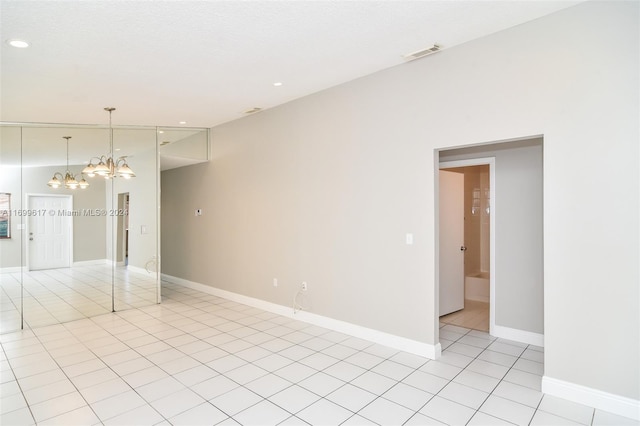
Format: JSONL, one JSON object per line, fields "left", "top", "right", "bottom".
{"left": 82, "top": 163, "right": 96, "bottom": 177}
{"left": 48, "top": 175, "right": 61, "bottom": 188}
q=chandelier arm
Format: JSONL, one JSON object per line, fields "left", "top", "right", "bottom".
{"left": 48, "top": 137, "right": 89, "bottom": 189}
{"left": 83, "top": 108, "right": 134, "bottom": 180}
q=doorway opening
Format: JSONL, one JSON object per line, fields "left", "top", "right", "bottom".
{"left": 116, "top": 193, "right": 129, "bottom": 266}
{"left": 438, "top": 159, "right": 495, "bottom": 333}
{"left": 440, "top": 164, "right": 491, "bottom": 331}
{"left": 436, "top": 136, "right": 544, "bottom": 348}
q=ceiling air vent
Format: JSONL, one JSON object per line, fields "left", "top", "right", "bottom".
{"left": 403, "top": 44, "right": 441, "bottom": 61}
{"left": 160, "top": 141, "right": 170, "bottom": 146}
{"left": 244, "top": 107, "right": 262, "bottom": 114}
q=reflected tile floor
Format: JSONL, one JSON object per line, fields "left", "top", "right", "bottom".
{"left": 1, "top": 282, "right": 637, "bottom": 425}
{"left": 0, "top": 265, "right": 158, "bottom": 334}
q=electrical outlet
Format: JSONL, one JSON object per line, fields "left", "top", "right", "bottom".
{"left": 301, "top": 281, "right": 307, "bottom": 291}
{"left": 273, "top": 278, "right": 278, "bottom": 287}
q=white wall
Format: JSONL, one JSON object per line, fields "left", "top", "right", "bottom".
{"left": 162, "top": 0, "right": 639, "bottom": 405}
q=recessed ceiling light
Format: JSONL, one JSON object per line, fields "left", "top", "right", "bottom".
{"left": 115, "top": 148, "right": 121, "bottom": 151}
{"left": 158, "top": 130, "right": 164, "bottom": 134}
{"left": 179, "top": 121, "right": 186, "bottom": 124}
{"left": 273, "top": 82, "right": 283, "bottom": 87}
{"left": 7, "top": 39, "right": 29, "bottom": 48}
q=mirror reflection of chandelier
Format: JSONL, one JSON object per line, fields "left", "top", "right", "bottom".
{"left": 47, "top": 136, "right": 89, "bottom": 189}
{"left": 82, "top": 107, "right": 136, "bottom": 180}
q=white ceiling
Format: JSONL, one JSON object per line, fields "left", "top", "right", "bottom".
{"left": 0, "top": 1, "right": 581, "bottom": 129}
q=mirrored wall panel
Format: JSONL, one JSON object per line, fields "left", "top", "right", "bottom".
{"left": 108, "top": 127, "right": 159, "bottom": 312}
{"left": 21, "top": 126, "right": 113, "bottom": 329}
{"left": 0, "top": 122, "right": 208, "bottom": 334}
{"left": 0, "top": 126, "right": 23, "bottom": 333}
{"left": 158, "top": 127, "right": 209, "bottom": 170}
{"left": 0, "top": 124, "right": 166, "bottom": 333}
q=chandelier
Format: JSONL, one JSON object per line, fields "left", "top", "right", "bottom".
{"left": 47, "top": 136, "right": 89, "bottom": 190}
{"left": 82, "top": 107, "right": 136, "bottom": 180}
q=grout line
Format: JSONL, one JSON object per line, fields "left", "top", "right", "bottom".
{"left": 15, "top": 328, "right": 103, "bottom": 424}
{"left": 0, "top": 336, "right": 37, "bottom": 424}
{"left": 3, "top": 282, "right": 553, "bottom": 426}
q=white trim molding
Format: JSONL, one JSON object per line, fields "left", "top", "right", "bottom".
{"left": 492, "top": 324, "right": 544, "bottom": 347}
{"left": 542, "top": 376, "right": 640, "bottom": 421}
{"left": 0, "top": 266, "right": 25, "bottom": 273}
{"left": 4, "top": 260, "right": 108, "bottom": 272}
{"left": 127, "top": 265, "right": 155, "bottom": 276}
{"left": 73, "top": 259, "right": 108, "bottom": 267}
{"left": 162, "top": 274, "right": 441, "bottom": 360}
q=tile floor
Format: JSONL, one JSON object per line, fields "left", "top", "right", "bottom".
{"left": 1, "top": 281, "right": 637, "bottom": 426}
{"left": 440, "top": 300, "right": 489, "bottom": 333}
{"left": 0, "top": 265, "right": 158, "bottom": 334}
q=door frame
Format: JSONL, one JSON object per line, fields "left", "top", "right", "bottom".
{"left": 438, "top": 158, "right": 496, "bottom": 335}
{"left": 116, "top": 192, "right": 129, "bottom": 266}
{"left": 25, "top": 193, "right": 73, "bottom": 271}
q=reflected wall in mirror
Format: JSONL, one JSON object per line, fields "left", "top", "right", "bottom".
{"left": 21, "top": 126, "right": 114, "bottom": 330}
{"left": 159, "top": 128, "right": 209, "bottom": 171}
{"left": 107, "top": 128, "right": 159, "bottom": 312}
{"left": 0, "top": 126, "right": 23, "bottom": 333}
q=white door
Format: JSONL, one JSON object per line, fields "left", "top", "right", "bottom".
{"left": 28, "top": 195, "right": 72, "bottom": 270}
{"left": 439, "top": 170, "right": 465, "bottom": 316}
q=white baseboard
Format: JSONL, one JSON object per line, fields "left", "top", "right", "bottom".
{"left": 492, "top": 324, "right": 544, "bottom": 347}
{"left": 0, "top": 266, "right": 25, "bottom": 273}
{"left": 73, "top": 259, "right": 108, "bottom": 267}
{"left": 3, "top": 260, "right": 109, "bottom": 272}
{"left": 128, "top": 265, "right": 154, "bottom": 276}
{"left": 162, "top": 274, "right": 441, "bottom": 360}
{"left": 542, "top": 376, "right": 640, "bottom": 421}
